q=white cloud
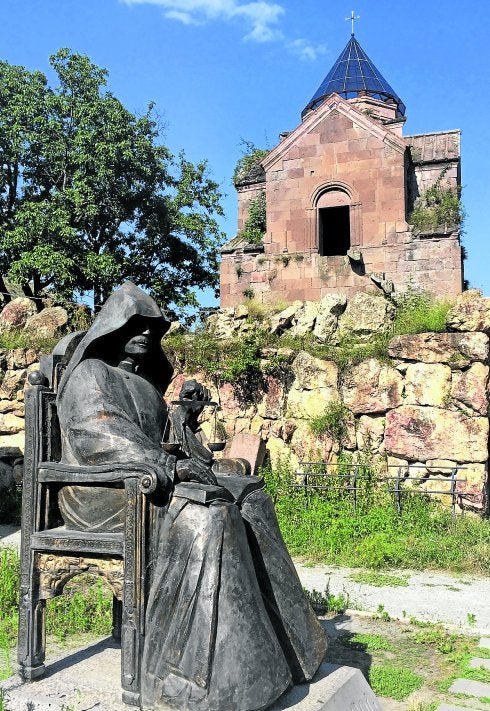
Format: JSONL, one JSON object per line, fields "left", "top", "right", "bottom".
{"left": 121, "top": 0, "right": 324, "bottom": 58}
{"left": 121, "top": 0, "right": 284, "bottom": 42}
{"left": 164, "top": 9, "right": 200, "bottom": 23}
{"left": 288, "top": 38, "right": 327, "bottom": 62}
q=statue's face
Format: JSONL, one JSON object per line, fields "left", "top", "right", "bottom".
{"left": 123, "top": 320, "right": 153, "bottom": 358}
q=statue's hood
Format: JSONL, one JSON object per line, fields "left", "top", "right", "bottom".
{"left": 58, "top": 282, "right": 173, "bottom": 396}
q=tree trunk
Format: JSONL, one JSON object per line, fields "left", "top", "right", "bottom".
{"left": 0, "top": 275, "right": 11, "bottom": 306}
{"left": 21, "top": 280, "right": 42, "bottom": 312}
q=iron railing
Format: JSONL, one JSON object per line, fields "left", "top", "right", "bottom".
{"left": 293, "top": 462, "right": 469, "bottom": 519}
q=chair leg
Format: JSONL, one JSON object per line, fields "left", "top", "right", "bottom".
{"left": 112, "top": 596, "right": 122, "bottom": 641}
{"left": 18, "top": 595, "right": 46, "bottom": 680}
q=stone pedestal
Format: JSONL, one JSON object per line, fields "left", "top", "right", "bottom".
{"left": 270, "top": 663, "right": 383, "bottom": 711}
{"left": 1, "top": 644, "right": 382, "bottom": 711}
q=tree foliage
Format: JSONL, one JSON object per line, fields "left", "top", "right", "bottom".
{"left": 0, "top": 49, "right": 225, "bottom": 313}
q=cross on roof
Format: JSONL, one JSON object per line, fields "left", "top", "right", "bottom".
{"left": 345, "top": 10, "right": 360, "bottom": 35}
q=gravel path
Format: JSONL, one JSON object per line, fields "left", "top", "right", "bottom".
{"left": 296, "top": 560, "right": 490, "bottom": 634}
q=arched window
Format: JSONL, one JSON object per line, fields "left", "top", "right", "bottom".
{"left": 311, "top": 183, "right": 361, "bottom": 256}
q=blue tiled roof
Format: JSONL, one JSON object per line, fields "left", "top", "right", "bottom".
{"left": 302, "top": 35, "right": 406, "bottom": 118}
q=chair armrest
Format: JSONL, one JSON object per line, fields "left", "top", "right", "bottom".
{"left": 38, "top": 462, "right": 158, "bottom": 495}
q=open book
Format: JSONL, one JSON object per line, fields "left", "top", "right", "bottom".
{"left": 173, "top": 475, "right": 264, "bottom": 505}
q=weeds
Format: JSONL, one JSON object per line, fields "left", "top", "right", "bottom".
{"left": 0, "top": 689, "right": 9, "bottom": 711}
{"left": 392, "top": 292, "right": 452, "bottom": 335}
{"left": 339, "top": 633, "right": 394, "bottom": 652}
{"left": 167, "top": 290, "right": 453, "bottom": 385}
{"left": 373, "top": 604, "right": 392, "bottom": 622}
{"left": 239, "top": 190, "right": 266, "bottom": 245}
{"left": 349, "top": 571, "right": 409, "bottom": 587}
{"left": 413, "top": 625, "right": 463, "bottom": 655}
{"left": 0, "top": 548, "right": 19, "bottom": 681}
{"left": 46, "top": 576, "right": 113, "bottom": 641}
{"left": 233, "top": 142, "right": 268, "bottom": 184}
{"left": 302, "top": 586, "right": 350, "bottom": 615}
{"left": 409, "top": 168, "right": 464, "bottom": 234}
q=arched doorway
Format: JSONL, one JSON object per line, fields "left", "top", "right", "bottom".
{"left": 312, "top": 183, "right": 361, "bottom": 256}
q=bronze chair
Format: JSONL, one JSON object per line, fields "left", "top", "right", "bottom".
{"left": 17, "top": 334, "right": 157, "bottom": 707}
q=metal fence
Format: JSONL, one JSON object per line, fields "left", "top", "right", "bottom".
{"left": 292, "top": 462, "right": 469, "bottom": 519}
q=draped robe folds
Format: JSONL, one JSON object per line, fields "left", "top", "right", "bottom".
{"left": 57, "top": 361, "right": 326, "bottom": 711}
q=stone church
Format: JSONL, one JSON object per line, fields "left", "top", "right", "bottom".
{"left": 220, "top": 33, "right": 463, "bottom": 307}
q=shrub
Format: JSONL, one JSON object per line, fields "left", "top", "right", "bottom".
{"left": 409, "top": 168, "right": 464, "bottom": 233}
{"left": 233, "top": 142, "right": 268, "bottom": 184}
{"left": 309, "top": 400, "right": 349, "bottom": 444}
{"left": 240, "top": 190, "right": 266, "bottom": 245}
{"left": 392, "top": 292, "right": 452, "bottom": 335}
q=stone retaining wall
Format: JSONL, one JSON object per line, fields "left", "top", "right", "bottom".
{"left": 1, "top": 289, "right": 489, "bottom": 515}
{"left": 165, "top": 329, "right": 489, "bottom": 511}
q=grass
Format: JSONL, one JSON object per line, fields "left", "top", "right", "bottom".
{"left": 0, "top": 329, "right": 58, "bottom": 353}
{"left": 308, "top": 400, "right": 349, "bottom": 443}
{"left": 339, "top": 632, "right": 395, "bottom": 652}
{"left": 262, "top": 458, "right": 490, "bottom": 574}
{"left": 391, "top": 292, "right": 452, "bottom": 336}
{"left": 0, "top": 547, "right": 112, "bottom": 682}
{"left": 325, "top": 612, "right": 481, "bottom": 706}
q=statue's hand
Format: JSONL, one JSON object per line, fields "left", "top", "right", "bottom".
{"left": 176, "top": 458, "right": 218, "bottom": 486}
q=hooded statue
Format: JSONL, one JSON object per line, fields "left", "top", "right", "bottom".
{"left": 57, "top": 282, "right": 175, "bottom": 531}
{"left": 56, "top": 283, "right": 326, "bottom": 711}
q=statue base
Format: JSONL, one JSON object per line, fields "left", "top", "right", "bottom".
{"left": 271, "top": 663, "right": 383, "bottom": 710}
{"left": 1, "top": 644, "right": 382, "bottom": 711}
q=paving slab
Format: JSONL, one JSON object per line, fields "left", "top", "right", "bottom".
{"left": 0, "top": 525, "right": 20, "bottom": 549}
{"left": 448, "top": 677, "right": 490, "bottom": 697}
{"left": 469, "top": 656, "right": 490, "bottom": 671}
{"left": 478, "top": 637, "right": 490, "bottom": 649}
{"left": 437, "top": 705, "right": 482, "bottom": 710}
{"left": 1, "top": 642, "right": 382, "bottom": 711}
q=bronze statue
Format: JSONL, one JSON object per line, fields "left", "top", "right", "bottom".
{"left": 56, "top": 282, "right": 326, "bottom": 711}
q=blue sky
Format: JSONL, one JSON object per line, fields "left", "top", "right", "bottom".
{"left": 1, "top": 0, "right": 490, "bottom": 304}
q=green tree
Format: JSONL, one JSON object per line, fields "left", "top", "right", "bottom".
{"left": 0, "top": 49, "right": 224, "bottom": 313}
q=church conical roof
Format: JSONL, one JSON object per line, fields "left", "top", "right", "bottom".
{"left": 302, "top": 35, "right": 406, "bottom": 119}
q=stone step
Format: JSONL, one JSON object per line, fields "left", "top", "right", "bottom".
{"left": 448, "top": 677, "right": 490, "bottom": 697}
{"left": 469, "top": 656, "right": 490, "bottom": 671}
{"left": 478, "top": 637, "right": 490, "bottom": 649}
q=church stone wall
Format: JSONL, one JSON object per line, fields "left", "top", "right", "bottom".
{"left": 220, "top": 234, "right": 463, "bottom": 308}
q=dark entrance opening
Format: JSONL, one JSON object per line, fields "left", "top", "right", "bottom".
{"left": 319, "top": 205, "right": 350, "bottom": 256}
